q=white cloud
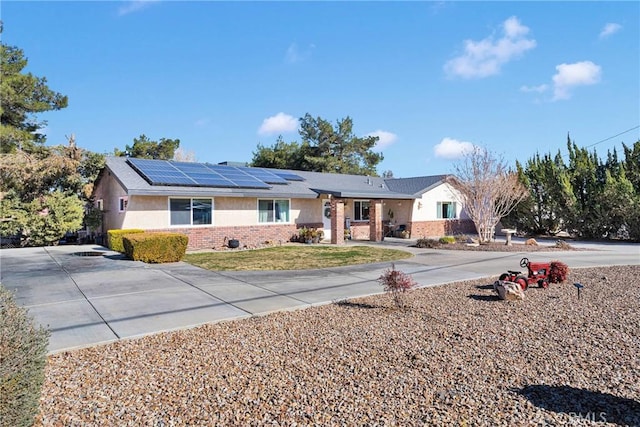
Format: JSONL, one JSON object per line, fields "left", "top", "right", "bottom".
{"left": 520, "top": 84, "right": 548, "bottom": 93}
{"left": 552, "top": 61, "right": 602, "bottom": 101}
{"left": 434, "top": 138, "right": 475, "bottom": 159}
{"left": 118, "top": 0, "right": 159, "bottom": 16}
{"left": 258, "top": 113, "right": 298, "bottom": 135}
{"left": 285, "top": 42, "right": 315, "bottom": 64}
{"left": 599, "top": 23, "right": 622, "bottom": 39}
{"left": 444, "top": 16, "right": 536, "bottom": 79}
{"left": 366, "top": 130, "right": 398, "bottom": 150}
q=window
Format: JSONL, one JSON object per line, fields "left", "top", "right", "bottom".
{"left": 258, "top": 199, "right": 290, "bottom": 223}
{"left": 96, "top": 199, "right": 104, "bottom": 211}
{"left": 354, "top": 200, "right": 370, "bottom": 221}
{"left": 170, "top": 198, "right": 213, "bottom": 226}
{"left": 437, "top": 201, "right": 457, "bottom": 219}
{"left": 118, "top": 197, "right": 128, "bottom": 212}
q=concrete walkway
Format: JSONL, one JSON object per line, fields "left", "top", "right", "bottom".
{"left": 1, "top": 239, "right": 638, "bottom": 353}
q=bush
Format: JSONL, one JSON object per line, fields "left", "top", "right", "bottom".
{"left": 554, "top": 240, "right": 573, "bottom": 250}
{"left": 439, "top": 236, "right": 456, "bottom": 244}
{"left": 122, "top": 232, "right": 188, "bottom": 263}
{"left": 107, "top": 229, "right": 144, "bottom": 253}
{"left": 0, "top": 285, "right": 50, "bottom": 427}
{"left": 415, "top": 238, "right": 441, "bottom": 248}
{"left": 377, "top": 263, "right": 418, "bottom": 309}
{"left": 549, "top": 261, "right": 570, "bottom": 283}
{"left": 454, "top": 234, "right": 470, "bottom": 243}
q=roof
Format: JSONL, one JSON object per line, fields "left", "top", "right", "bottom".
{"left": 383, "top": 175, "right": 448, "bottom": 197}
{"left": 101, "top": 157, "right": 446, "bottom": 200}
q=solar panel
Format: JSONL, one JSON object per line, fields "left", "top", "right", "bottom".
{"left": 127, "top": 158, "right": 273, "bottom": 189}
{"left": 205, "top": 165, "right": 271, "bottom": 188}
{"left": 141, "top": 173, "right": 196, "bottom": 186}
{"left": 274, "top": 171, "right": 305, "bottom": 181}
{"left": 239, "top": 167, "right": 289, "bottom": 184}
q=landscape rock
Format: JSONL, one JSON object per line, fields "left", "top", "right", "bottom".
{"left": 493, "top": 280, "right": 525, "bottom": 300}
{"left": 35, "top": 265, "right": 640, "bottom": 426}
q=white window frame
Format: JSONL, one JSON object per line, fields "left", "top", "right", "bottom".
{"left": 96, "top": 199, "right": 104, "bottom": 211}
{"left": 353, "top": 200, "right": 370, "bottom": 221}
{"left": 437, "top": 201, "right": 457, "bottom": 219}
{"left": 257, "top": 198, "right": 291, "bottom": 224}
{"left": 168, "top": 197, "right": 214, "bottom": 227}
{"left": 118, "top": 197, "right": 128, "bottom": 212}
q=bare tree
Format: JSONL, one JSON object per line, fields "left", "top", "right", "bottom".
{"left": 172, "top": 147, "right": 197, "bottom": 162}
{"left": 447, "top": 147, "right": 528, "bottom": 243}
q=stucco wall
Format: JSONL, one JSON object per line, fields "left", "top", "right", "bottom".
{"left": 92, "top": 171, "right": 127, "bottom": 232}
{"left": 411, "top": 182, "right": 468, "bottom": 222}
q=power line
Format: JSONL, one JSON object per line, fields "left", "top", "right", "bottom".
{"left": 584, "top": 125, "right": 639, "bottom": 149}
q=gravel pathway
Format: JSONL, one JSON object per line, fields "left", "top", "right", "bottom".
{"left": 36, "top": 266, "right": 639, "bottom": 426}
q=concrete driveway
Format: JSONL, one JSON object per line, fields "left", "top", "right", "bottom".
{"left": 1, "top": 239, "right": 638, "bottom": 353}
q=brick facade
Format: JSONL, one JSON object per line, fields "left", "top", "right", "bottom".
{"left": 330, "top": 199, "right": 345, "bottom": 245}
{"left": 156, "top": 224, "right": 303, "bottom": 250}
{"left": 348, "top": 222, "right": 370, "bottom": 240}
{"left": 369, "top": 199, "right": 383, "bottom": 242}
{"left": 408, "top": 219, "right": 477, "bottom": 239}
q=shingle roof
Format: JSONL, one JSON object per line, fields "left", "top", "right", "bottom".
{"left": 103, "top": 157, "right": 444, "bottom": 200}
{"left": 384, "top": 175, "right": 448, "bottom": 196}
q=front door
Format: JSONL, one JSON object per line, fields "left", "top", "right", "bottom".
{"left": 322, "top": 199, "right": 332, "bottom": 240}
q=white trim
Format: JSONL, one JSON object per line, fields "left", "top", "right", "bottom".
{"left": 353, "top": 199, "right": 371, "bottom": 221}
{"left": 96, "top": 199, "right": 104, "bottom": 211}
{"left": 257, "top": 198, "right": 291, "bottom": 224}
{"left": 168, "top": 197, "right": 214, "bottom": 227}
{"left": 436, "top": 201, "right": 457, "bottom": 219}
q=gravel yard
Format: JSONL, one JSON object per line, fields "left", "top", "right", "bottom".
{"left": 36, "top": 265, "right": 639, "bottom": 426}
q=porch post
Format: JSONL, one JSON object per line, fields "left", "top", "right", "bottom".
{"left": 331, "top": 199, "right": 345, "bottom": 245}
{"left": 369, "top": 199, "right": 383, "bottom": 242}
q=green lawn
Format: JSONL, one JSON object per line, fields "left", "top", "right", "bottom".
{"left": 183, "top": 244, "right": 412, "bottom": 271}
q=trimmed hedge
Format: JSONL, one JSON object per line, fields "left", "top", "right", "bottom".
{"left": 0, "top": 285, "right": 50, "bottom": 427}
{"left": 439, "top": 236, "right": 456, "bottom": 244}
{"left": 107, "top": 229, "right": 145, "bottom": 253}
{"left": 122, "top": 232, "right": 188, "bottom": 263}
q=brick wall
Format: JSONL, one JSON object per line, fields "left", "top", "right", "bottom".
{"left": 349, "top": 223, "right": 370, "bottom": 240}
{"left": 369, "top": 200, "right": 383, "bottom": 242}
{"left": 155, "top": 224, "right": 303, "bottom": 250}
{"left": 408, "top": 219, "right": 477, "bottom": 238}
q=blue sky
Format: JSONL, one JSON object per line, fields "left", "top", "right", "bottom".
{"left": 3, "top": 1, "right": 639, "bottom": 177}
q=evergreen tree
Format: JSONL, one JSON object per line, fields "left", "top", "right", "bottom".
{"left": 114, "top": 134, "right": 180, "bottom": 160}
{"left": 252, "top": 114, "right": 384, "bottom": 175}
{"left": 0, "top": 39, "right": 68, "bottom": 153}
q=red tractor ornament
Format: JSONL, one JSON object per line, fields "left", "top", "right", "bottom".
{"left": 499, "top": 257, "right": 551, "bottom": 291}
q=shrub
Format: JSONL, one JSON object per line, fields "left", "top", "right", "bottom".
{"left": 415, "top": 238, "right": 441, "bottom": 248}
{"left": 123, "top": 232, "right": 188, "bottom": 263}
{"left": 549, "top": 261, "right": 569, "bottom": 283}
{"left": 107, "top": 229, "right": 144, "bottom": 253}
{"left": 454, "top": 234, "right": 470, "bottom": 243}
{"left": 439, "top": 236, "right": 456, "bottom": 244}
{"left": 0, "top": 285, "right": 50, "bottom": 427}
{"left": 554, "top": 240, "right": 573, "bottom": 250}
{"left": 377, "top": 263, "right": 418, "bottom": 309}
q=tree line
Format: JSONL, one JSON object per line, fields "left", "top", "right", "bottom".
{"left": 504, "top": 136, "right": 640, "bottom": 240}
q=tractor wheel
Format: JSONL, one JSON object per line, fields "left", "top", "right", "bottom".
{"left": 538, "top": 279, "right": 549, "bottom": 289}
{"left": 516, "top": 275, "right": 529, "bottom": 291}
{"left": 499, "top": 273, "right": 509, "bottom": 281}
